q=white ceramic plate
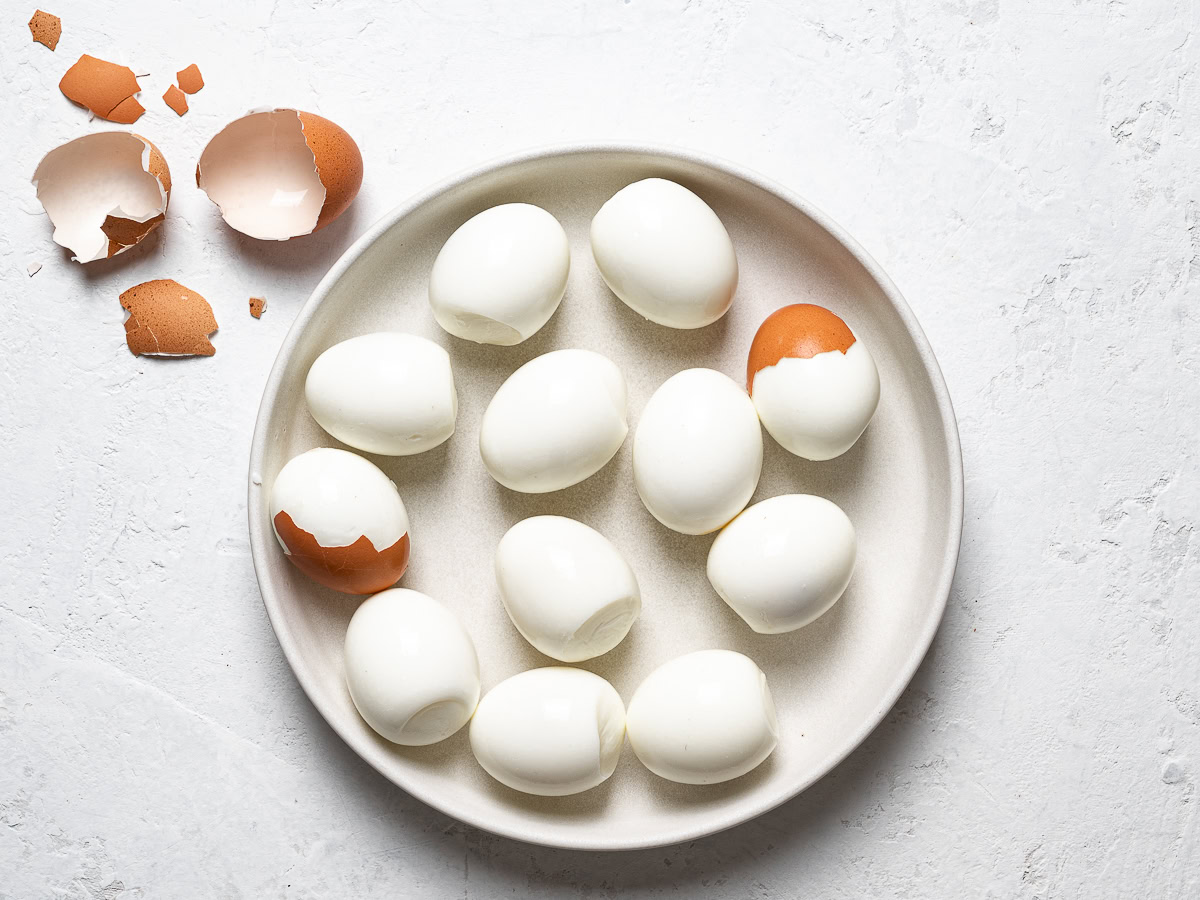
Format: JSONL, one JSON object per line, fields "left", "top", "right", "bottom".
{"left": 248, "top": 144, "right": 963, "bottom": 851}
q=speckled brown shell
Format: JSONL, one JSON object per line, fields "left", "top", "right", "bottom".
{"left": 59, "top": 55, "right": 144, "bottom": 123}
{"left": 119, "top": 279, "right": 217, "bottom": 357}
{"left": 747, "top": 303, "right": 856, "bottom": 392}
{"left": 298, "top": 111, "right": 364, "bottom": 231}
{"left": 273, "top": 510, "right": 409, "bottom": 595}
{"left": 29, "top": 10, "right": 61, "bottom": 51}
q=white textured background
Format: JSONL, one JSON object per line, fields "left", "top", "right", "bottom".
{"left": 2, "top": 0, "right": 1197, "bottom": 896}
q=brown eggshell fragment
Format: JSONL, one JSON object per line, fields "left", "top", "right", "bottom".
{"left": 249, "top": 296, "right": 266, "bottom": 318}
{"left": 273, "top": 511, "right": 410, "bottom": 595}
{"left": 298, "top": 112, "right": 364, "bottom": 232}
{"left": 196, "top": 109, "right": 362, "bottom": 240}
{"left": 176, "top": 63, "right": 204, "bottom": 94}
{"left": 59, "top": 54, "right": 143, "bottom": 122}
{"left": 747, "top": 303, "right": 856, "bottom": 392}
{"left": 32, "top": 131, "right": 171, "bottom": 263}
{"left": 163, "top": 84, "right": 188, "bottom": 116}
{"left": 29, "top": 10, "right": 61, "bottom": 50}
{"left": 119, "top": 279, "right": 217, "bottom": 357}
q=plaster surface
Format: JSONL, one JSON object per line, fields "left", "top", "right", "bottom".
{"left": 1, "top": 1, "right": 1197, "bottom": 896}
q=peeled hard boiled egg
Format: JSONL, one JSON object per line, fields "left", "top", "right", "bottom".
{"left": 429, "top": 203, "right": 570, "bottom": 345}
{"left": 197, "top": 109, "right": 362, "bottom": 241}
{"left": 469, "top": 667, "right": 626, "bottom": 796}
{"left": 633, "top": 368, "right": 763, "bottom": 534}
{"left": 590, "top": 178, "right": 738, "bottom": 329}
{"left": 305, "top": 332, "right": 457, "bottom": 456}
{"left": 269, "top": 448, "right": 410, "bottom": 594}
{"left": 748, "top": 304, "right": 880, "bottom": 461}
{"left": 626, "top": 649, "right": 778, "bottom": 785}
{"left": 495, "top": 516, "right": 640, "bottom": 662}
{"left": 479, "top": 349, "right": 628, "bottom": 493}
{"left": 708, "top": 494, "right": 856, "bottom": 634}
{"left": 344, "top": 589, "right": 480, "bottom": 745}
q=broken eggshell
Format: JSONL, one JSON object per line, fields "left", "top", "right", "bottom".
{"left": 59, "top": 54, "right": 145, "bottom": 123}
{"left": 196, "top": 109, "right": 362, "bottom": 241}
{"left": 119, "top": 279, "right": 217, "bottom": 357}
{"left": 32, "top": 131, "right": 171, "bottom": 263}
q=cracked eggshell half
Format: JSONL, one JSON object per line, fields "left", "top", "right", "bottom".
{"left": 633, "top": 368, "right": 762, "bottom": 535}
{"left": 479, "top": 349, "right": 628, "bottom": 493}
{"left": 269, "top": 447, "right": 410, "bottom": 595}
{"left": 469, "top": 667, "right": 626, "bottom": 796}
{"left": 344, "top": 588, "right": 480, "bottom": 746}
{"left": 305, "top": 332, "right": 457, "bottom": 456}
{"left": 495, "top": 516, "right": 640, "bottom": 662}
{"left": 197, "top": 109, "right": 362, "bottom": 240}
{"left": 590, "top": 177, "right": 737, "bottom": 329}
{"left": 429, "top": 204, "right": 570, "bottom": 345}
{"left": 708, "top": 494, "right": 856, "bottom": 634}
{"left": 626, "top": 649, "right": 778, "bottom": 785}
{"left": 32, "top": 132, "right": 170, "bottom": 263}
{"left": 748, "top": 304, "right": 880, "bottom": 461}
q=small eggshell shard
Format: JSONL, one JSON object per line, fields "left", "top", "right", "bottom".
{"left": 119, "top": 279, "right": 217, "bottom": 358}
{"left": 269, "top": 448, "right": 410, "bottom": 595}
{"left": 708, "top": 494, "right": 856, "bottom": 634}
{"left": 305, "top": 332, "right": 458, "bottom": 456}
{"left": 176, "top": 64, "right": 204, "bottom": 94}
{"left": 748, "top": 304, "right": 881, "bottom": 461}
{"left": 27, "top": 262, "right": 43, "bottom": 277}
{"left": 29, "top": 10, "right": 61, "bottom": 50}
{"left": 469, "top": 667, "right": 626, "bottom": 796}
{"left": 344, "top": 589, "right": 480, "bottom": 746}
{"left": 590, "top": 178, "right": 738, "bottom": 329}
{"left": 626, "top": 649, "right": 778, "bottom": 785}
{"left": 162, "top": 84, "right": 188, "bottom": 116}
{"left": 196, "top": 109, "right": 363, "bottom": 240}
{"left": 59, "top": 55, "right": 144, "bottom": 123}
{"left": 32, "top": 132, "right": 171, "bottom": 263}
{"left": 633, "top": 368, "right": 762, "bottom": 535}
{"left": 479, "top": 349, "right": 628, "bottom": 493}
{"left": 249, "top": 296, "right": 266, "bottom": 318}
{"left": 495, "top": 516, "right": 640, "bottom": 662}
{"left": 429, "top": 204, "right": 570, "bottom": 345}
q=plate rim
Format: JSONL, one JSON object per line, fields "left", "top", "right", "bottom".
{"left": 247, "top": 141, "right": 965, "bottom": 851}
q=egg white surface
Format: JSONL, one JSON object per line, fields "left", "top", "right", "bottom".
{"left": 590, "top": 178, "right": 738, "bottom": 329}
{"left": 344, "top": 589, "right": 480, "bottom": 746}
{"left": 495, "top": 516, "right": 640, "bottom": 662}
{"left": 633, "top": 368, "right": 763, "bottom": 534}
{"left": 751, "top": 340, "right": 880, "bottom": 461}
{"left": 708, "top": 494, "right": 856, "bottom": 634}
{"left": 269, "top": 447, "right": 408, "bottom": 551}
{"left": 469, "top": 667, "right": 626, "bottom": 796}
{"left": 479, "top": 349, "right": 628, "bottom": 493}
{"left": 305, "top": 332, "right": 457, "bottom": 456}
{"left": 626, "top": 649, "right": 778, "bottom": 785}
{"left": 429, "top": 203, "right": 569, "bottom": 345}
